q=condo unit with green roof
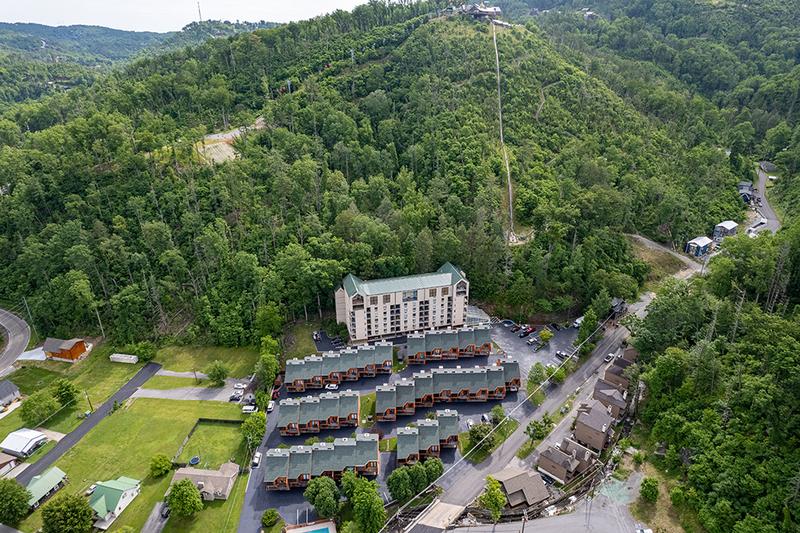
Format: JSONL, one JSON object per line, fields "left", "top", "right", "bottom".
{"left": 277, "top": 390, "right": 360, "bottom": 436}
{"left": 263, "top": 434, "right": 380, "bottom": 490}
{"left": 285, "top": 342, "right": 392, "bottom": 392}
{"left": 89, "top": 476, "right": 141, "bottom": 530}
{"left": 396, "top": 410, "right": 461, "bottom": 466}
{"left": 406, "top": 324, "right": 492, "bottom": 364}
{"left": 335, "top": 263, "right": 469, "bottom": 342}
{"left": 375, "top": 358, "right": 521, "bottom": 421}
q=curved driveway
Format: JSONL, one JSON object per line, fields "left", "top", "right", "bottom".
{"left": 755, "top": 165, "right": 782, "bottom": 234}
{"left": 0, "top": 307, "right": 31, "bottom": 377}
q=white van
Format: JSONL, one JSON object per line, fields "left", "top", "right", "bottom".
{"left": 572, "top": 316, "right": 584, "bottom": 328}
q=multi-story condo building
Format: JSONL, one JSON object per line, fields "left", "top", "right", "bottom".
{"left": 396, "top": 410, "right": 460, "bottom": 466}
{"left": 335, "top": 263, "right": 469, "bottom": 343}
{"left": 276, "top": 390, "right": 360, "bottom": 436}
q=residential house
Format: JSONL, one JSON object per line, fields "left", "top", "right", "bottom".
{"left": 0, "top": 380, "right": 20, "bottom": 407}
{"left": 172, "top": 462, "right": 239, "bottom": 500}
{"left": 277, "top": 390, "right": 359, "bottom": 436}
{"left": 335, "top": 263, "right": 469, "bottom": 343}
{"left": 406, "top": 325, "right": 492, "bottom": 364}
{"left": 685, "top": 236, "right": 712, "bottom": 257}
{"left": 1, "top": 428, "right": 48, "bottom": 458}
{"left": 574, "top": 402, "right": 614, "bottom": 451}
{"left": 43, "top": 338, "right": 88, "bottom": 362}
{"left": 621, "top": 346, "right": 639, "bottom": 363}
{"left": 713, "top": 220, "right": 738, "bottom": 241}
{"left": 462, "top": 4, "right": 502, "bottom": 18}
{"left": 264, "top": 434, "right": 379, "bottom": 490}
{"left": 0, "top": 452, "right": 19, "bottom": 476}
{"left": 603, "top": 357, "right": 633, "bottom": 393}
{"left": 537, "top": 438, "right": 597, "bottom": 484}
{"left": 26, "top": 467, "right": 66, "bottom": 509}
{"left": 285, "top": 343, "right": 392, "bottom": 392}
{"left": 610, "top": 298, "right": 627, "bottom": 319}
{"left": 89, "top": 477, "right": 141, "bottom": 530}
{"left": 493, "top": 466, "right": 549, "bottom": 507}
{"left": 593, "top": 378, "right": 628, "bottom": 419}
{"left": 375, "top": 358, "right": 520, "bottom": 421}
{"left": 738, "top": 181, "right": 755, "bottom": 203}
{"left": 396, "top": 410, "right": 460, "bottom": 465}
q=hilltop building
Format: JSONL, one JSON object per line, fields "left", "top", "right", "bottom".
{"left": 335, "top": 263, "right": 469, "bottom": 342}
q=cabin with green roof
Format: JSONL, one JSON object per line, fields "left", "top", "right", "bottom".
{"left": 26, "top": 466, "right": 66, "bottom": 509}
{"left": 89, "top": 476, "right": 140, "bottom": 530}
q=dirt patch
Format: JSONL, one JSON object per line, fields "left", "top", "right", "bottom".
{"left": 629, "top": 462, "right": 697, "bottom": 533}
{"left": 629, "top": 237, "right": 685, "bottom": 285}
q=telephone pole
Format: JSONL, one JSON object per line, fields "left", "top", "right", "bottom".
{"left": 197, "top": 2, "right": 203, "bottom": 22}
{"left": 84, "top": 390, "right": 94, "bottom": 412}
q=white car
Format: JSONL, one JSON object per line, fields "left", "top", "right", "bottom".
{"left": 325, "top": 383, "right": 339, "bottom": 391}
{"left": 85, "top": 484, "right": 96, "bottom": 496}
{"left": 252, "top": 452, "right": 262, "bottom": 468}
{"left": 233, "top": 383, "right": 247, "bottom": 390}
{"left": 267, "top": 400, "right": 275, "bottom": 412}
{"left": 242, "top": 405, "right": 258, "bottom": 414}
{"left": 604, "top": 353, "right": 614, "bottom": 363}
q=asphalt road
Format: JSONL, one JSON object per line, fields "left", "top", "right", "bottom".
{"left": 755, "top": 165, "right": 782, "bottom": 234}
{"left": 0, "top": 307, "right": 31, "bottom": 377}
{"left": 16, "top": 362, "right": 161, "bottom": 486}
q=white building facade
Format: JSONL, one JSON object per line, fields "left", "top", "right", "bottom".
{"left": 335, "top": 263, "right": 469, "bottom": 343}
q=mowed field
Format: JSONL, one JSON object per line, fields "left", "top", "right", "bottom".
{"left": 155, "top": 345, "right": 259, "bottom": 377}
{"left": 18, "top": 398, "right": 245, "bottom": 533}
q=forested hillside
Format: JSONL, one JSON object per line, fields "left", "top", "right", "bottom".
{"left": 0, "top": 20, "right": 279, "bottom": 107}
{"left": 0, "top": 2, "right": 745, "bottom": 346}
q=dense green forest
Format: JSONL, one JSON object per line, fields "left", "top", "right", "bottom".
{"left": 0, "top": 1, "right": 745, "bottom": 346}
{"left": 0, "top": 20, "right": 279, "bottom": 107}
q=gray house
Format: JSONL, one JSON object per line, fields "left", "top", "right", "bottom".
{"left": 0, "top": 380, "right": 20, "bottom": 407}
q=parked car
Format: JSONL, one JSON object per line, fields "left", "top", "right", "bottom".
{"left": 604, "top": 353, "right": 614, "bottom": 363}
{"left": 481, "top": 413, "right": 491, "bottom": 424}
{"left": 242, "top": 405, "right": 258, "bottom": 414}
{"left": 243, "top": 393, "right": 256, "bottom": 405}
{"left": 526, "top": 335, "right": 539, "bottom": 345}
{"left": 233, "top": 383, "right": 247, "bottom": 390}
{"left": 252, "top": 452, "right": 262, "bottom": 468}
{"left": 510, "top": 324, "right": 522, "bottom": 332}
{"left": 325, "top": 383, "right": 339, "bottom": 391}
{"left": 267, "top": 400, "right": 275, "bottom": 412}
{"left": 533, "top": 343, "right": 544, "bottom": 352}
{"left": 160, "top": 505, "right": 171, "bottom": 519}
{"left": 555, "top": 350, "right": 568, "bottom": 360}
{"left": 549, "top": 322, "right": 562, "bottom": 331}
{"left": 519, "top": 326, "right": 535, "bottom": 338}
{"left": 501, "top": 320, "right": 515, "bottom": 328}
{"left": 271, "top": 390, "right": 280, "bottom": 400}
{"left": 229, "top": 393, "right": 242, "bottom": 402}
{"left": 85, "top": 484, "right": 96, "bottom": 496}
{"left": 466, "top": 419, "right": 475, "bottom": 429}
{"left": 572, "top": 316, "right": 584, "bottom": 328}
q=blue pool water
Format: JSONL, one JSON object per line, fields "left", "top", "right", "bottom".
{"left": 304, "top": 528, "right": 330, "bottom": 533}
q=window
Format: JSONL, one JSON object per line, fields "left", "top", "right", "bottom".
{"left": 429, "top": 288, "right": 437, "bottom": 297}
{"left": 370, "top": 296, "right": 378, "bottom": 306}
{"left": 383, "top": 295, "right": 391, "bottom": 304}
{"left": 442, "top": 287, "right": 449, "bottom": 296}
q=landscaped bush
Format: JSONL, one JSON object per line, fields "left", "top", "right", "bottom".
{"left": 149, "top": 453, "right": 172, "bottom": 477}
{"left": 262, "top": 509, "right": 280, "bottom": 528}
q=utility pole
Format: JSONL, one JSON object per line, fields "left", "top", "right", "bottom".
{"left": 94, "top": 306, "right": 106, "bottom": 339}
{"left": 84, "top": 390, "right": 94, "bottom": 412}
{"left": 197, "top": 1, "right": 203, "bottom": 22}
{"left": 22, "top": 296, "right": 38, "bottom": 338}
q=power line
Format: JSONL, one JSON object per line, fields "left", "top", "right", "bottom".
{"left": 387, "top": 313, "right": 615, "bottom": 533}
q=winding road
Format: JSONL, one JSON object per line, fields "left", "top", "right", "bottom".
{"left": 755, "top": 164, "right": 782, "bottom": 235}
{"left": 0, "top": 307, "right": 31, "bottom": 377}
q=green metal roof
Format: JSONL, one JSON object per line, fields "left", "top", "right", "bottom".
{"left": 436, "top": 409, "right": 460, "bottom": 440}
{"left": 342, "top": 263, "right": 466, "bottom": 297}
{"left": 277, "top": 399, "right": 300, "bottom": 428}
{"left": 396, "top": 379, "right": 416, "bottom": 406}
{"left": 89, "top": 476, "right": 139, "bottom": 517}
{"left": 26, "top": 466, "right": 66, "bottom": 506}
{"left": 288, "top": 447, "right": 313, "bottom": 478}
{"left": 298, "top": 396, "right": 320, "bottom": 426}
{"left": 319, "top": 393, "right": 340, "bottom": 421}
{"left": 311, "top": 443, "right": 335, "bottom": 476}
{"left": 338, "top": 390, "right": 359, "bottom": 418}
{"left": 412, "top": 371, "right": 433, "bottom": 396}
{"left": 375, "top": 385, "right": 396, "bottom": 414}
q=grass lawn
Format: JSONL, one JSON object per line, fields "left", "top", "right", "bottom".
{"left": 458, "top": 418, "right": 520, "bottom": 464}
{"left": 379, "top": 437, "right": 397, "bottom": 452}
{"left": 392, "top": 349, "right": 407, "bottom": 372}
{"left": 163, "top": 471, "right": 248, "bottom": 533}
{"left": 155, "top": 346, "right": 259, "bottom": 378}
{"left": 17, "top": 398, "right": 244, "bottom": 533}
{"left": 177, "top": 420, "right": 247, "bottom": 468}
{"left": 516, "top": 395, "right": 576, "bottom": 459}
{"left": 143, "top": 375, "right": 214, "bottom": 390}
{"left": 263, "top": 517, "right": 286, "bottom": 533}
{"left": 1, "top": 345, "right": 144, "bottom": 439}
{"left": 283, "top": 321, "right": 320, "bottom": 361}
{"left": 630, "top": 461, "right": 704, "bottom": 533}
{"left": 359, "top": 392, "right": 376, "bottom": 428}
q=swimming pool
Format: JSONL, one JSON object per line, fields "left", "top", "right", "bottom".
{"left": 303, "top": 528, "right": 330, "bottom": 533}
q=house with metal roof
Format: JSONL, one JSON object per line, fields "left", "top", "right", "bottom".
{"left": 285, "top": 342, "right": 392, "bottom": 392}
{"left": 685, "top": 236, "right": 713, "bottom": 257}
{"left": 0, "top": 380, "right": 20, "bottom": 407}
{"left": 264, "top": 434, "right": 379, "bottom": 490}
{"left": 89, "top": 476, "right": 141, "bottom": 530}
{"left": 43, "top": 337, "right": 88, "bottom": 362}
{"left": 406, "top": 325, "right": 492, "bottom": 364}
{"left": 26, "top": 466, "right": 66, "bottom": 509}
{"left": 713, "top": 220, "right": 738, "bottom": 241}
{"left": 335, "top": 263, "right": 469, "bottom": 342}
{"left": 375, "top": 359, "right": 520, "bottom": 421}
{"left": 277, "top": 390, "right": 359, "bottom": 436}
{"left": 396, "top": 410, "right": 460, "bottom": 465}
{"left": 1, "top": 428, "right": 48, "bottom": 458}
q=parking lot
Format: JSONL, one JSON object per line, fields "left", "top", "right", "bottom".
{"left": 238, "top": 321, "right": 582, "bottom": 528}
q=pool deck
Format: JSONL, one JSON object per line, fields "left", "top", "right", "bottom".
{"left": 286, "top": 519, "right": 337, "bottom": 533}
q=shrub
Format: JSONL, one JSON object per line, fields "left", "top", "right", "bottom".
{"left": 150, "top": 453, "right": 172, "bottom": 477}
{"left": 262, "top": 509, "right": 280, "bottom": 528}
{"left": 640, "top": 477, "right": 659, "bottom": 503}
